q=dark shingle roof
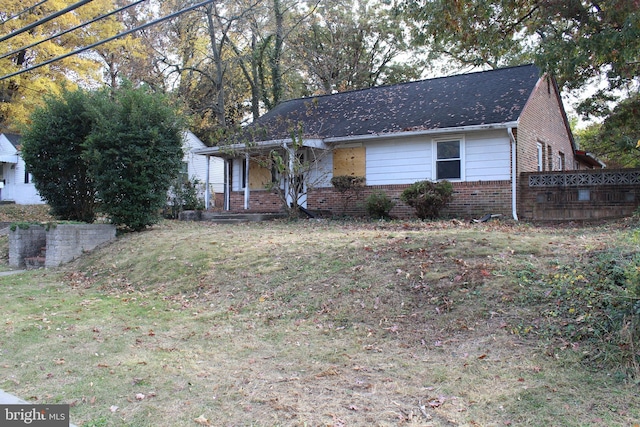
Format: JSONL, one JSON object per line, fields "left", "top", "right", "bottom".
{"left": 3, "top": 133, "right": 21, "bottom": 148}
{"left": 247, "top": 64, "right": 541, "bottom": 141}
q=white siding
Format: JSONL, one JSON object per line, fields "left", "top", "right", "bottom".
{"left": 0, "top": 160, "right": 45, "bottom": 204}
{"left": 352, "top": 130, "right": 511, "bottom": 185}
{"left": 365, "top": 136, "right": 433, "bottom": 185}
{"left": 0, "top": 134, "right": 45, "bottom": 204}
{"left": 183, "top": 131, "right": 224, "bottom": 196}
{"left": 464, "top": 131, "right": 511, "bottom": 181}
{"left": 306, "top": 148, "right": 333, "bottom": 188}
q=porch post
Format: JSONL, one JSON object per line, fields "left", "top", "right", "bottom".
{"left": 244, "top": 152, "right": 250, "bottom": 210}
{"left": 224, "top": 159, "right": 230, "bottom": 211}
{"left": 204, "top": 155, "right": 211, "bottom": 209}
{"left": 286, "top": 142, "right": 295, "bottom": 208}
{"left": 508, "top": 127, "right": 518, "bottom": 221}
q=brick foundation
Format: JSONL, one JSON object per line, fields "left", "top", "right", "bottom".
{"left": 229, "top": 190, "right": 285, "bottom": 213}
{"left": 307, "top": 181, "right": 513, "bottom": 220}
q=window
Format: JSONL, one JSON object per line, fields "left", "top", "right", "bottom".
{"left": 24, "top": 168, "right": 31, "bottom": 184}
{"left": 179, "top": 162, "right": 188, "bottom": 182}
{"left": 578, "top": 189, "right": 590, "bottom": 201}
{"left": 537, "top": 143, "right": 544, "bottom": 171}
{"left": 436, "top": 139, "right": 461, "bottom": 180}
{"left": 240, "top": 158, "right": 247, "bottom": 189}
{"left": 558, "top": 152, "right": 565, "bottom": 171}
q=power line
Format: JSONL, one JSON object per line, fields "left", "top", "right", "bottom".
{"left": 0, "top": 0, "right": 215, "bottom": 82}
{"left": 0, "top": 0, "right": 51, "bottom": 25}
{"left": 0, "top": 0, "right": 94, "bottom": 43}
{"left": 0, "top": 0, "right": 148, "bottom": 61}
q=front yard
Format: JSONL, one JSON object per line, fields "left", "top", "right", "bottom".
{"left": 1, "top": 217, "right": 638, "bottom": 426}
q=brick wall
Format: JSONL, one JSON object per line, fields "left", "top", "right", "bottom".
{"left": 308, "top": 181, "right": 513, "bottom": 220}
{"left": 519, "top": 169, "right": 640, "bottom": 221}
{"left": 229, "top": 190, "right": 284, "bottom": 212}
{"left": 517, "top": 77, "right": 580, "bottom": 172}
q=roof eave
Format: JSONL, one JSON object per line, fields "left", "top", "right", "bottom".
{"left": 575, "top": 150, "right": 606, "bottom": 168}
{"left": 323, "top": 122, "right": 520, "bottom": 144}
{"left": 192, "top": 138, "right": 327, "bottom": 157}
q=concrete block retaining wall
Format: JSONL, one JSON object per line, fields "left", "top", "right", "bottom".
{"left": 9, "top": 225, "right": 47, "bottom": 268}
{"left": 45, "top": 224, "right": 116, "bottom": 267}
{"left": 9, "top": 224, "right": 116, "bottom": 268}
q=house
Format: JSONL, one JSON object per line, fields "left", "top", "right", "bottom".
{"left": 181, "top": 131, "right": 224, "bottom": 207}
{"left": 193, "top": 64, "right": 602, "bottom": 219}
{"left": 0, "top": 131, "right": 223, "bottom": 208}
{"left": 0, "top": 133, "right": 45, "bottom": 204}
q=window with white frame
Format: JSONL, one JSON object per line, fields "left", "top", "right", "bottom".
{"left": 537, "top": 143, "right": 544, "bottom": 171}
{"left": 435, "top": 139, "right": 462, "bottom": 180}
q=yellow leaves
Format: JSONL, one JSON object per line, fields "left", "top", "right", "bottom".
{"left": 193, "top": 414, "right": 211, "bottom": 426}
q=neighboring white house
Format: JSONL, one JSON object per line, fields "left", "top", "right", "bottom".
{"left": 182, "top": 131, "right": 224, "bottom": 208}
{"left": 0, "top": 131, "right": 222, "bottom": 208}
{"left": 0, "top": 133, "right": 45, "bottom": 204}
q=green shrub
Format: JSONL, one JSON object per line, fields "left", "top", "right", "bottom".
{"left": 400, "top": 180, "right": 453, "bottom": 220}
{"left": 21, "top": 88, "right": 98, "bottom": 223}
{"left": 22, "top": 84, "right": 184, "bottom": 232}
{"left": 365, "top": 190, "right": 395, "bottom": 219}
{"left": 166, "top": 177, "right": 205, "bottom": 219}
{"left": 519, "top": 249, "right": 640, "bottom": 379}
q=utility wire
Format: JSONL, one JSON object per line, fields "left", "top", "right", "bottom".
{"left": 0, "top": 0, "right": 147, "bottom": 61}
{"left": 0, "top": 0, "right": 215, "bottom": 82}
{"left": 0, "top": 0, "right": 50, "bottom": 25}
{"left": 0, "top": 0, "right": 94, "bottom": 43}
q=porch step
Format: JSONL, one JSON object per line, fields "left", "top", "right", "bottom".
{"left": 25, "top": 256, "right": 46, "bottom": 269}
{"left": 25, "top": 246, "right": 46, "bottom": 269}
{"left": 179, "top": 210, "right": 288, "bottom": 223}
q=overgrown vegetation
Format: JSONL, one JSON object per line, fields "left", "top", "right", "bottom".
{"left": 516, "top": 247, "right": 640, "bottom": 378}
{"left": 21, "top": 84, "right": 185, "bottom": 231}
{"left": 165, "top": 177, "right": 204, "bottom": 219}
{"left": 260, "top": 127, "right": 329, "bottom": 217}
{"left": 365, "top": 190, "right": 394, "bottom": 219}
{"left": 0, "top": 212, "right": 638, "bottom": 426}
{"left": 330, "top": 175, "right": 365, "bottom": 216}
{"left": 400, "top": 179, "right": 453, "bottom": 219}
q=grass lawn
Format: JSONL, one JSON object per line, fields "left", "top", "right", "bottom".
{"left": 0, "top": 214, "right": 639, "bottom": 426}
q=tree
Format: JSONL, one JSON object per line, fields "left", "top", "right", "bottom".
{"left": 291, "top": 0, "right": 420, "bottom": 94}
{"left": 21, "top": 84, "right": 185, "bottom": 231}
{"left": 575, "top": 93, "right": 640, "bottom": 168}
{"left": 21, "top": 88, "right": 98, "bottom": 223}
{"left": 0, "top": 0, "right": 122, "bottom": 131}
{"left": 402, "top": 0, "right": 535, "bottom": 71}
{"left": 92, "top": 1, "right": 167, "bottom": 90}
{"left": 402, "top": 0, "right": 639, "bottom": 115}
{"left": 85, "top": 83, "right": 185, "bottom": 231}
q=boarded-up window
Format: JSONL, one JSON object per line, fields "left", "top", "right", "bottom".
{"left": 333, "top": 147, "right": 365, "bottom": 177}
{"left": 249, "top": 158, "right": 273, "bottom": 190}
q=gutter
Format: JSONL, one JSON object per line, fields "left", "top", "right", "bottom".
{"left": 192, "top": 138, "right": 326, "bottom": 156}
{"left": 508, "top": 126, "right": 518, "bottom": 221}
{"left": 191, "top": 122, "right": 519, "bottom": 156}
{"left": 324, "top": 122, "right": 519, "bottom": 144}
